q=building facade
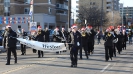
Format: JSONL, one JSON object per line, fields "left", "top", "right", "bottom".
{"left": 0, "top": 0, "right": 68, "bottom": 31}
{"left": 78, "top": 0, "right": 120, "bottom": 13}
{"left": 120, "top": 6, "right": 133, "bottom": 19}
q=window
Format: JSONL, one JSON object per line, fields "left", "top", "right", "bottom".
{"left": 24, "top": 7, "right": 30, "bottom": 14}
{"left": 24, "top": 0, "right": 30, "bottom": 4}
{"left": 18, "top": 25, "right": 21, "bottom": 28}
{"left": 76, "top": 6, "right": 79, "bottom": 8}
{"left": 49, "top": 7, "right": 52, "bottom": 14}
{"left": 48, "top": 0, "right": 51, "bottom": 4}
{"left": 90, "top": 2, "right": 92, "bottom": 5}
{"left": 93, "top": 2, "right": 95, "bottom": 5}
{"left": 4, "top": 7, "right": 9, "bottom": 12}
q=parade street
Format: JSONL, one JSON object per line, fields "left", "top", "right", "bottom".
{"left": 0, "top": 44, "right": 133, "bottom": 74}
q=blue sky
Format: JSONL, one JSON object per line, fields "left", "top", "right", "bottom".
{"left": 120, "top": 0, "right": 133, "bottom": 7}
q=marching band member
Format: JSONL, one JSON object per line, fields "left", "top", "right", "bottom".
{"left": 80, "top": 27, "right": 89, "bottom": 59}
{"left": 67, "top": 28, "right": 72, "bottom": 50}
{"left": 111, "top": 27, "right": 118, "bottom": 57}
{"left": 86, "top": 25, "right": 96, "bottom": 55}
{"left": 61, "top": 27, "right": 68, "bottom": 52}
{"left": 53, "top": 27, "right": 62, "bottom": 54}
{"left": 31, "top": 31, "right": 37, "bottom": 53}
{"left": 104, "top": 27, "right": 114, "bottom": 61}
{"left": 68, "top": 24, "right": 81, "bottom": 67}
{"left": 35, "top": 26, "right": 45, "bottom": 58}
{"left": 44, "top": 27, "right": 50, "bottom": 42}
{"left": 20, "top": 29, "right": 27, "bottom": 55}
{"left": 122, "top": 30, "right": 128, "bottom": 50}
{"left": 61, "top": 27, "right": 68, "bottom": 45}
{"left": 2, "top": 27, "right": 8, "bottom": 50}
{"left": 5, "top": 25, "right": 17, "bottom": 65}
{"left": 53, "top": 27, "right": 62, "bottom": 42}
{"left": 116, "top": 26, "right": 123, "bottom": 54}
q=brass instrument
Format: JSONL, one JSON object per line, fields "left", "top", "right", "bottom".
{"left": 81, "top": 31, "right": 86, "bottom": 37}
{"left": 107, "top": 33, "right": 111, "bottom": 37}
{"left": 37, "top": 30, "right": 41, "bottom": 35}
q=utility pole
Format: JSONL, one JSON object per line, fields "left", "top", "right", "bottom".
{"left": 31, "top": 0, "right": 34, "bottom": 22}
{"left": 4, "top": 0, "right": 10, "bottom": 16}
{"left": 112, "top": 0, "right": 114, "bottom": 26}
{"left": 68, "top": 0, "right": 71, "bottom": 30}
{"left": 100, "top": 0, "right": 103, "bottom": 31}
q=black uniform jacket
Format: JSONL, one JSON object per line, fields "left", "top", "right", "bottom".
{"left": 104, "top": 32, "right": 114, "bottom": 46}
{"left": 35, "top": 30, "right": 45, "bottom": 42}
{"left": 68, "top": 31, "right": 81, "bottom": 47}
{"left": 6, "top": 30, "right": 17, "bottom": 48}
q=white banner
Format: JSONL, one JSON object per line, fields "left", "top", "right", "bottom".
{"left": 17, "top": 38, "right": 66, "bottom": 52}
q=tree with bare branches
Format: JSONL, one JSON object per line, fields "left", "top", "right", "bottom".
{"left": 105, "top": 11, "right": 121, "bottom": 26}
{"left": 77, "top": 4, "right": 107, "bottom": 30}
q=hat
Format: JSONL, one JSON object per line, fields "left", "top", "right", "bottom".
{"left": 55, "top": 27, "right": 59, "bottom": 31}
{"left": 62, "top": 27, "right": 65, "bottom": 30}
{"left": 38, "top": 26, "right": 42, "bottom": 29}
{"left": 6, "top": 24, "right": 11, "bottom": 28}
{"left": 109, "top": 26, "right": 114, "bottom": 30}
{"left": 88, "top": 25, "right": 92, "bottom": 29}
{"left": 81, "top": 27, "right": 85, "bottom": 31}
{"left": 71, "top": 24, "right": 77, "bottom": 28}
{"left": 117, "top": 26, "right": 121, "bottom": 28}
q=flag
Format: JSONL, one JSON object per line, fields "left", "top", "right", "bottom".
{"left": 30, "top": 0, "right": 33, "bottom": 5}
{"left": 29, "top": 0, "right": 33, "bottom": 16}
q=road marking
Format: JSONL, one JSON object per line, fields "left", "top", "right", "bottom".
{"left": 100, "top": 64, "right": 111, "bottom": 72}
{"left": 2, "top": 58, "right": 56, "bottom": 74}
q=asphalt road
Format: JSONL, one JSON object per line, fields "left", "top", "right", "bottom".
{"left": 0, "top": 43, "right": 133, "bottom": 74}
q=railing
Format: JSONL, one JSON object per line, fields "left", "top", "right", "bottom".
{"left": 56, "top": 3, "right": 68, "bottom": 10}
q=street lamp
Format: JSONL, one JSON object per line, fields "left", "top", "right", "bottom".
{"left": 126, "top": 14, "right": 128, "bottom": 25}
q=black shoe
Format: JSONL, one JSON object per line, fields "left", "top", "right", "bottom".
{"left": 38, "top": 56, "right": 41, "bottom": 58}
{"left": 15, "top": 61, "right": 17, "bottom": 64}
{"left": 74, "top": 65, "right": 77, "bottom": 67}
{"left": 6, "top": 63, "right": 10, "bottom": 65}
{"left": 110, "top": 57, "right": 112, "bottom": 60}
{"left": 105, "top": 60, "right": 108, "bottom": 62}
{"left": 87, "top": 56, "right": 89, "bottom": 59}
{"left": 79, "top": 58, "right": 82, "bottom": 60}
{"left": 71, "top": 65, "right": 73, "bottom": 67}
{"left": 21, "top": 54, "right": 24, "bottom": 55}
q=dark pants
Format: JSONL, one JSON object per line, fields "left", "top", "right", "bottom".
{"left": 45, "top": 38, "right": 49, "bottom": 42}
{"left": 38, "top": 50, "right": 44, "bottom": 57}
{"left": 97, "top": 38, "right": 101, "bottom": 44}
{"left": 68, "top": 44, "right": 72, "bottom": 50}
{"left": 70, "top": 47, "right": 78, "bottom": 65}
{"left": 117, "top": 41, "right": 122, "bottom": 54}
{"left": 33, "top": 49, "right": 37, "bottom": 53}
{"left": 105, "top": 46, "right": 113, "bottom": 61}
{"left": 113, "top": 43, "right": 116, "bottom": 57}
{"left": 122, "top": 41, "right": 126, "bottom": 50}
{"left": 7, "top": 47, "right": 17, "bottom": 64}
{"left": 21, "top": 44, "right": 26, "bottom": 55}
{"left": 88, "top": 42, "right": 93, "bottom": 54}
{"left": 82, "top": 44, "right": 88, "bottom": 59}
{"left": 79, "top": 46, "right": 82, "bottom": 59}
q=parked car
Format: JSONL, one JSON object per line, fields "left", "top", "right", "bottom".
{"left": 0, "top": 30, "right": 4, "bottom": 46}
